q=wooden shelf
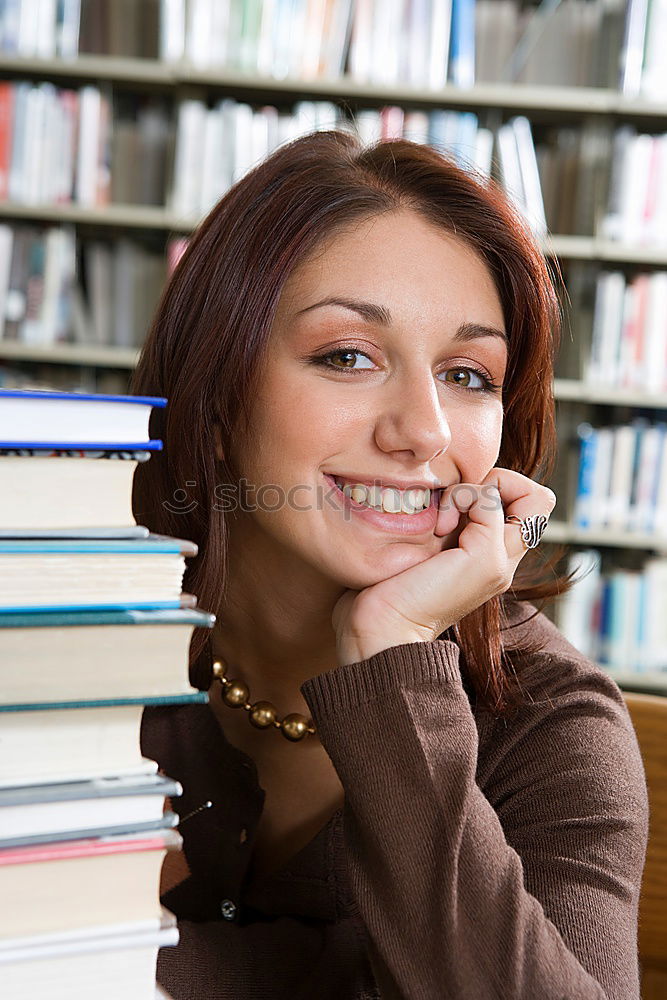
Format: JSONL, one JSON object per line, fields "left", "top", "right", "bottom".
{"left": 0, "top": 341, "right": 139, "bottom": 368}
{"left": 545, "top": 520, "right": 667, "bottom": 552}
{"left": 5, "top": 203, "right": 667, "bottom": 267}
{"left": 605, "top": 671, "right": 667, "bottom": 693}
{"left": 0, "top": 200, "right": 194, "bottom": 232}
{"left": 553, "top": 379, "right": 667, "bottom": 409}
{"left": 3, "top": 55, "right": 667, "bottom": 121}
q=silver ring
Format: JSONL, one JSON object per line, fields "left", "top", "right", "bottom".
{"left": 504, "top": 514, "right": 549, "bottom": 549}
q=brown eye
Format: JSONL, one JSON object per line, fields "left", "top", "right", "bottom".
{"left": 332, "top": 351, "right": 359, "bottom": 368}
{"left": 444, "top": 368, "right": 475, "bottom": 387}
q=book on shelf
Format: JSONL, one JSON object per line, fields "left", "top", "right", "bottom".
{"left": 572, "top": 419, "right": 667, "bottom": 538}
{"left": 0, "top": 693, "right": 208, "bottom": 787}
{"left": 0, "top": 446, "right": 152, "bottom": 531}
{"left": 0, "top": 387, "right": 166, "bottom": 446}
{"left": 0, "top": 771, "right": 181, "bottom": 847}
{"left": 0, "top": 386, "right": 216, "bottom": 995}
{"left": 0, "top": 223, "right": 172, "bottom": 353}
{"left": 0, "top": 606, "right": 214, "bottom": 704}
{"left": 556, "top": 549, "right": 667, "bottom": 677}
{"left": 0, "top": 534, "right": 198, "bottom": 611}
{"left": 0, "top": 827, "right": 182, "bottom": 939}
{"left": 0, "top": 910, "right": 178, "bottom": 1000}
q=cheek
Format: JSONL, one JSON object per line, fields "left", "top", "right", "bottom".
{"left": 455, "top": 407, "right": 503, "bottom": 477}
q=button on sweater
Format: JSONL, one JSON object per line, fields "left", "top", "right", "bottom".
{"left": 140, "top": 602, "right": 649, "bottom": 1000}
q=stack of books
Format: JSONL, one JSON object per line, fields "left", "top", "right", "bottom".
{"left": 0, "top": 388, "right": 215, "bottom": 1000}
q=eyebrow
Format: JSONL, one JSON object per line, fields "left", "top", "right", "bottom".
{"left": 295, "top": 296, "right": 508, "bottom": 344}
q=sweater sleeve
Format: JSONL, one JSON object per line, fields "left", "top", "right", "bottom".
{"left": 300, "top": 638, "right": 649, "bottom": 1000}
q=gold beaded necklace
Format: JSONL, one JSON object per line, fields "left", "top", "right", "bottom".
{"left": 211, "top": 659, "right": 316, "bottom": 743}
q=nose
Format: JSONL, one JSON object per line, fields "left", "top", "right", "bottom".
{"left": 373, "top": 372, "right": 452, "bottom": 464}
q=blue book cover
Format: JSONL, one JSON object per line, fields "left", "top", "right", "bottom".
{"left": 574, "top": 423, "right": 597, "bottom": 529}
{"left": 0, "top": 440, "right": 163, "bottom": 450}
{"left": 0, "top": 389, "right": 166, "bottom": 406}
{"left": 598, "top": 578, "right": 612, "bottom": 666}
{"left": 0, "top": 389, "right": 167, "bottom": 449}
{"left": 0, "top": 692, "right": 209, "bottom": 713}
{"left": 0, "top": 607, "right": 215, "bottom": 628}
{"left": 0, "top": 535, "right": 196, "bottom": 554}
{"left": 449, "top": 0, "right": 475, "bottom": 88}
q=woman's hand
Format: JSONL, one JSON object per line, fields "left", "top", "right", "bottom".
{"left": 332, "top": 469, "right": 556, "bottom": 667}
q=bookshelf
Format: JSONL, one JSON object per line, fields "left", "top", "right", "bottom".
{"left": 1, "top": 1, "right": 666, "bottom": 692}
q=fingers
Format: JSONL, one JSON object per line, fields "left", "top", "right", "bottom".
{"left": 437, "top": 470, "right": 556, "bottom": 569}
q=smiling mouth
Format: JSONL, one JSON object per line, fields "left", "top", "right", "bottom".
{"left": 328, "top": 475, "right": 442, "bottom": 516}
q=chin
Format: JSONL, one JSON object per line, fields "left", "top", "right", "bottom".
{"left": 331, "top": 543, "right": 435, "bottom": 590}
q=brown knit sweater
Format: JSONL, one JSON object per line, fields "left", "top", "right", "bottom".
{"left": 140, "top": 602, "right": 649, "bottom": 999}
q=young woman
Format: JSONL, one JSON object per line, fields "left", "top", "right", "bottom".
{"left": 133, "top": 129, "right": 648, "bottom": 999}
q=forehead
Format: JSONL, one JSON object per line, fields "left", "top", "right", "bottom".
{"left": 277, "top": 210, "right": 505, "bottom": 330}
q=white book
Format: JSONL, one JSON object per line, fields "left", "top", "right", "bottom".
{"left": 313, "top": 100, "right": 340, "bottom": 131}
{"left": 286, "top": 0, "right": 308, "bottom": 78}
{"left": 208, "top": 0, "right": 232, "bottom": 68}
{"left": 41, "top": 83, "right": 63, "bottom": 203}
{"left": 23, "top": 85, "right": 48, "bottom": 204}
{"left": 354, "top": 108, "right": 382, "bottom": 144}
{"left": 300, "top": 0, "right": 328, "bottom": 78}
{"left": 403, "top": 111, "right": 430, "bottom": 145}
{"left": 56, "top": 0, "right": 81, "bottom": 59}
{"left": 256, "top": 0, "right": 278, "bottom": 75}
{"left": 643, "top": 558, "right": 667, "bottom": 671}
{"left": 17, "top": 0, "right": 40, "bottom": 55}
{"left": 321, "top": 0, "right": 354, "bottom": 79}
{"left": 171, "top": 98, "right": 207, "bottom": 218}
{"left": 31, "top": 227, "right": 65, "bottom": 345}
{"left": 607, "top": 423, "right": 639, "bottom": 531}
{"left": 620, "top": 571, "right": 642, "bottom": 672}
{"left": 457, "top": 112, "right": 478, "bottom": 168}
{"left": 0, "top": 225, "right": 13, "bottom": 339}
{"left": 75, "top": 86, "right": 101, "bottom": 206}
{"left": 512, "top": 115, "right": 547, "bottom": 239}
{"left": 1, "top": 922, "right": 178, "bottom": 1000}
{"left": 496, "top": 121, "right": 526, "bottom": 222}
{"left": 199, "top": 104, "right": 227, "bottom": 216}
{"left": 556, "top": 549, "right": 601, "bottom": 661}
{"left": 185, "top": 0, "right": 213, "bottom": 67}
{"left": 653, "top": 426, "right": 667, "bottom": 537}
{"left": 250, "top": 107, "right": 271, "bottom": 172}
{"left": 348, "top": 0, "right": 374, "bottom": 82}
{"left": 589, "top": 426, "right": 614, "bottom": 529}
{"left": 617, "top": 277, "right": 643, "bottom": 389}
{"left": 648, "top": 133, "right": 667, "bottom": 247}
{"left": 429, "top": 0, "right": 452, "bottom": 90}
{"left": 271, "top": 0, "right": 294, "bottom": 79}
{"left": 159, "top": 0, "right": 186, "bottom": 63}
{"left": 602, "top": 126, "right": 635, "bottom": 241}
{"left": 640, "top": 0, "right": 667, "bottom": 99}
{"left": 473, "top": 127, "right": 494, "bottom": 177}
{"left": 588, "top": 271, "right": 625, "bottom": 386}
{"left": 620, "top": 0, "right": 649, "bottom": 96}
{"left": 35, "top": 0, "right": 57, "bottom": 58}
{"left": 405, "top": 0, "right": 430, "bottom": 89}
{"left": 231, "top": 101, "right": 254, "bottom": 183}
{"left": 631, "top": 423, "right": 663, "bottom": 533}
{"left": 370, "top": 0, "right": 402, "bottom": 85}
{"left": 643, "top": 272, "right": 667, "bottom": 394}
{"left": 619, "top": 133, "right": 653, "bottom": 245}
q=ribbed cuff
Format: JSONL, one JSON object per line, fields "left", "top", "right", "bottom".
{"left": 300, "top": 639, "right": 461, "bottom": 721}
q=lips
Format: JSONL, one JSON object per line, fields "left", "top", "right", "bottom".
{"left": 325, "top": 473, "right": 445, "bottom": 510}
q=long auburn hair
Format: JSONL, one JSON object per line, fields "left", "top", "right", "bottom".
{"left": 131, "top": 128, "right": 571, "bottom": 718}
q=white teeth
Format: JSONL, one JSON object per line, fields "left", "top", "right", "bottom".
{"left": 332, "top": 477, "right": 432, "bottom": 514}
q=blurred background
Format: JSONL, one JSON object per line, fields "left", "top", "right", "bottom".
{"left": 0, "top": 0, "right": 665, "bottom": 693}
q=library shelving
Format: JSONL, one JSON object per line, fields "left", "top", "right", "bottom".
{"left": 1, "top": 9, "right": 666, "bottom": 692}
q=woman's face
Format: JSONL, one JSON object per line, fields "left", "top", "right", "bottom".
{"left": 225, "top": 209, "right": 508, "bottom": 591}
